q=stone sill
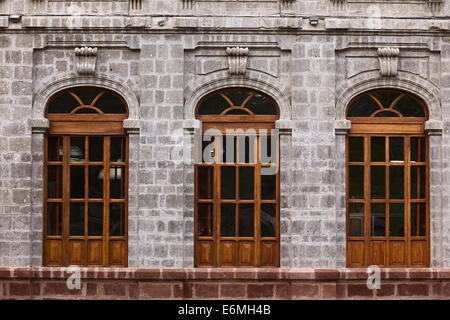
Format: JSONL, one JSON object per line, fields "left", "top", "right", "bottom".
{"left": 1, "top": 267, "right": 449, "bottom": 281}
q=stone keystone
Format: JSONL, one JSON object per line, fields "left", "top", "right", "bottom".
{"left": 226, "top": 47, "right": 249, "bottom": 76}
{"left": 74, "top": 47, "right": 98, "bottom": 75}
{"left": 377, "top": 47, "right": 400, "bottom": 77}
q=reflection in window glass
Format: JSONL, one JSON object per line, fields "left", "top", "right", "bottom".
{"left": 411, "top": 137, "right": 426, "bottom": 162}
{"left": 110, "top": 203, "right": 125, "bottom": 237}
{"left": 371, "top": 203, "right": 385, "bottom": 236}
{"left": 349, "top": 166, "right": 364, "bottom": 199}
{"left": 239, "top": 167, "right": 254, "bottom": 200}
{"left": 389, "top": 166, "right": 404, "bottom": 199}
{"left": 261, "top": 174, "right": 276, "bottom": 200}
{"left": 221, "top": 204, "right": 235, "bottom": 237}
{"left": 89, "top": 137, "right": 103, "bottom": 162}
{"left": 389, "top": 203, "right": 404, "bottom": 237}
{"left": 110, "top": 166, "right": 125, "bottom": 199}
{"left": 48, "top": 136, "right": 63, "bottom": 161}
{"left": 70, "top": 137, "right": 85, "bottom": 162}
{"left": 88, "top": 203, "right": 103, "bottom": 236}
{"left": 239, "top": 204, "right": 254, "bottom": 237}
{"left": 371, "top": 137, "right": 385, "bottom": 162}
{"left": 349, "top": 203, "right": 364, "bottom": 236}
{"left": 411, "top": 203, "right": 426, "bottom": 236}
{"left": 88, "top": 166, "right": 103, "bottom": 199}
{"left": 198, "top": 204, "right": 213, "bottom": 236}
{"left": 47, "top": 203, "right": 62, "bottom": 236}
{"left": 349, "top": 137, "right": 364, "bottom": 162}
{"left": 70, "top": 203, "right": 85, "bottom": 236}
{"left": 371, "top": 166, "right": 385, "bottom": 199}
{"left": 47, "top": 166, "right": 63, "bottom": 199}
{"left": 261, "top": 204, "right": 276, "bottom": 237}
{"left": 110, "top": 137, "right": 126, "bottom": 162}
{"left": 389, "top": 137, "right": 404, "bottom": 162}
{"left": 198, "top": 166, "right": 213, "bottom": 199}
{"left": 70, "top": 166, "right": 85, "bottom": 198}
{"left": 411, "top": 166, "right": 426, "bottom": 199}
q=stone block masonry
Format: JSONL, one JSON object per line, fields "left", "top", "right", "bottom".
{"left": 1, "top": 267, "right": 450, "bottom": 299}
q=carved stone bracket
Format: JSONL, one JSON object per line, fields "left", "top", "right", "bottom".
{"left": 329, "top": 0, "right": 346, "bottom": 11}
{"left": 226, "top": 47, "right": 249, "bottom": 76}
{"left": 181, "top": 0, "right": 195, "bottom": 10}
{"left": 377, "top": 47, "right": 399, "bottom": 77}
{"left": 74, "top": 47, "right": 98, "bottom": 76}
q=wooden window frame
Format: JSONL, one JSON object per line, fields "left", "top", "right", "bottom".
{"left": 194, "top": 88, "right": 280, "bottom": 267}
{"left": 43, "top": 88, "right": 129, "bottom": 267}
{"left": 346, "top": 90, "right": 430, "bottom": 267}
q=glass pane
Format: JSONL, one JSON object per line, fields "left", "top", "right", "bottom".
{"left": 411, "top": 203, "right": 426, "bottom": 236}
{"left": 70, "top": 203, "right": 85, "bottom": 236}
{"left": 110, "top": 166, "right": 126, "bottom": 199}
{"left": 371, "top": 203, "right": 385, "bottom": 236}
{"left": 197, "top": 94, "right": 229, "bottom": 115}
{"left": 70, "top": 166, "right": 85, "bottom": 198}
{"left": 198, "top": 166, "right": 213, "bottom": 199}
{"left": 47, "top": 136, "right": 63, "bottom": 161}
{"left": 347, "top": 94, "right": 380, "bottom": 117}
{"left": 411, "top": 137, "right": 426, "bottom": 162}
{"left": 349, "top": 137, "right": 364, "bottom": 162}
{"left": 88, "top": 203, "right": 103, "bottom": 236}
{"left": 222, "top": 136, "right": 236, "bottom": 164}
{"left": 110, "top": 137, "right": 126, "bottom": 162}
{"left": 246, "top": 94, "right": 278, "bottom": 115}
{"left": 389, "top": 166, "right": 404, "bottom": 199}
{"left": 47, "top": 203, "right": 62, "bottom": 236}
{"left": 70, "top": 137, "right": 85, "bottom": 162}
{"left": 239, "top": 204, "right": 254, "bottom": 237}
{"left": 221, "top": 204, "right": 235, "bottom": 237}
{"left": 239, "top": 167, "right": 254, "bottom": 200}
{"left": 238, "top": 136, "right": 256, "bottom": 164}
{"left": 349, "top": 203, "right": 364, "bottom": 236}
{"left": 201, "top": 136, "right": 215, "bottom": 164}
{"left": 47, "top": 166, "right": 62, "bottom": 198}
{"left": 72, "top": 87, "right": 100, "bottom": 106}
{"left": 371, "top": 91, "right": 399, "bottom": 109}
{"left": 260, "top": 135, "right": 276, "bottom": 164}
{"left": 110, "top": 203, "right": 125, "bottom": 237}
{"left": 95, "top": 91, "right": 127, "bottom": 114}
{"left": 389, "top": 203, "right": 404, "bottom": 237}
{"left": 371, "top": 166, "right": 385, "bottom": 199}
{"left": 411, "top": 166, "right": 426, "bottom": 199}
{"left": 371, "top": 137, "right": 385, "bottom": 162}
{"left": 393, "top": 95, "right": 425, "bottom": 117}
{"left": 88, "top": 166, "right": 103, "bottom": 199}
{"left": 389, "top": 137, "right": 404, "bottom": 162}
{"left": 89, "top": 137, "right": 103, "bottom": 162}
{"left": 47, "top": 92, "right": 80, "bottom": 113}
{"left": 226, "top": 109, "right": 251, "bottom": 115}
{"left": 222, "top": 90, "right": 249, "bottom": 106}
{"left": 349, "top": 166, "right": 364, "bottom": 199}
{"left": 261, "top": 204, "right": 276, "bottom": 237}
{"left": 198, "top": 203, "right": 213, "bottom": 236}
{"left": 221, "top": 166, "right": 236, "bottom": 199}
{"left": 261, "top": 173, "right": 276, "bottom": 200}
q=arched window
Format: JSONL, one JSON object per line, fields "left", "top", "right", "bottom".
{"left": 44, "top": 87, "right": 128, "bottom": 266}
{"left": 346, "top": 89, "right": 429, "bottom": 267}
{"left": 195, "top": 88, "right": 280, "bottom": 267}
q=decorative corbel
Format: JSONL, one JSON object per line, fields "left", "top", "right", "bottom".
{"left": 377, "top": 47, "right": 399, "bottom": 77}
{"left": 74, "top": 47, "right": 98, "bottom": 75}
{"left": 428, "top": 0, "right": 442, "bottom": 15}
{"left": 226, "top": 47, "right": 249, "bottom": 76}
{"left": 329, "top": 0, "right": 346, "bottom": 11}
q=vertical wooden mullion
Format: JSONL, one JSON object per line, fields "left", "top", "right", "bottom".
{"left": 255, "top": 135, "right": 260, "bottom": 266}
{"left": 364, "top": 135, "right": 371, "bottom": 266}
{"left": 63, "top": 136, "right": 70, "bottom": 266}
{"left": 84, "top": 136, "right": 88, "bottom": 266}
{"left": 405, "top": 136, "right": 411, "bottom": 266}
{"left": 104, "top": 136, "right": 110, "bottom": 266}
{"left": 215, "top": 137, "right": 220, "bottom": 267}
{"left": 385, "top": 135, "right": 390, "bottom": 266}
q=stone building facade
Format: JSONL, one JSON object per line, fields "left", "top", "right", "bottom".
{"left": 1, "top": 0, "right": 450, "bottom": 299}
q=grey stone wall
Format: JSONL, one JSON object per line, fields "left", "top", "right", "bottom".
{"left": 0, "top": 0, "right": 448, "bottom": 268}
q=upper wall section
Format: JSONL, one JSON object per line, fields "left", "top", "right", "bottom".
{"left": 2, "top": 0, "right": 445, "bottom": 17}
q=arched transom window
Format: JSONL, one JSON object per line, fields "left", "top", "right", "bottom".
{"left": 195, "top": 88, "right": 280, "bottom": 267}
{"left": 346, "top": 89, "right": 429, "bottom": 267}
{"left": 44, "top": 87, "right": 128, "bottom": 267}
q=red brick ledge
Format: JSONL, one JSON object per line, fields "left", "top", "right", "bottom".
{"left": 1, "top": 267, "right": 450, "bottom": 299}
{"left": 0, "top": 267, "right": 449, "bottom": 281}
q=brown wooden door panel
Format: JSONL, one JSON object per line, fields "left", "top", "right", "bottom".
{"left": 389, "top": 241, "right": 406, "bottom": 266}
{"left": 347, "top": 241, "right": 365, "bottom": 267}
{"left": 370, "top": 241, "right": 386, "bottom": 266}
{"left": 68, "top": 240, "right": 84, "bottom": 265}
{"left": 87, "top": 240, "right": 103, "bottom": 265}
{"left": 44, "top": 239, "right": 63, "bottom": 266}
{"left": 238, "top": 242, "right": 254, "bottom": 266}
{"left": 411, "top": 240, "right": 427, "bottom": 266}
{"left": 109, "top": 240, "right": 126, "bottom": 265}
{"left": 260, "top": 241, "right": 276, "bottom": 266}
{"left": 196, "top": 241, "right": 214, "bottom": 267}
{"left": 220, "top": 241, "right": 235, "bottom": 266}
